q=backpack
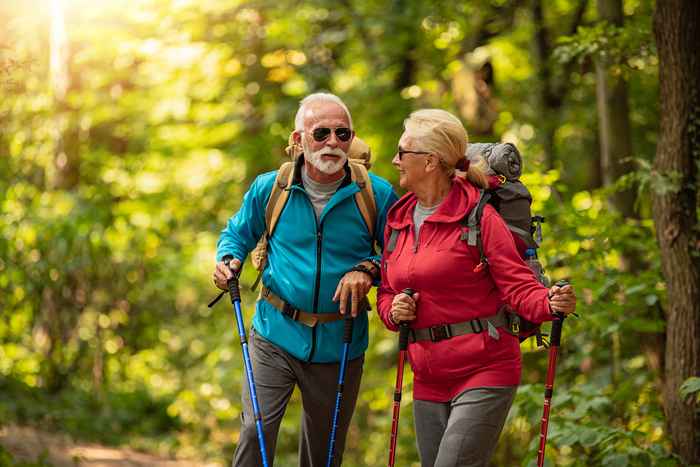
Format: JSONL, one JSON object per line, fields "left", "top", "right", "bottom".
{"left": 465, "top": 142, "right": 549, "bottom": 345}
{"left": 249, "top": 138, "right": 377, "bottom": 290}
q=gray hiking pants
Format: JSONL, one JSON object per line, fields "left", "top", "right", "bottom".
{"left": 232, "top": 329, "right": 363, "bottom": 467}
{"left": 413, "top": 386, "right": 517, "bottom": 467}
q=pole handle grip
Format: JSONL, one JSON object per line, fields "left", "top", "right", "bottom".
{"left": 343, "top": 314, "right": 354, "bottom": 343}
{"left": 397, "top": 288, "right": 415, "bottom": 351}
{"left": 549, "top": 280, "right": 569, "bottom": 346}
{"left": 223, "top": 255, "right": 242, "bottom": 302}
{"left": 398, "top": 324, "right": 409, "bottom": 351}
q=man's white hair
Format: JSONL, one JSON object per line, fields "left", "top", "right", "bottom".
{"left": 294, "top": 92, "right": 353, "bottom": 131}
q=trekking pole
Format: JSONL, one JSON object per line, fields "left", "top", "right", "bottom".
{"left": 537, "top": 280, "right": 570, "bottom": 467}
{"left": 326, "top": 312, "right": 354, "bottom": 467}
{"left": 388, "top": 288, "right": 414, "bottom": 467}
{"left": 223, "top": 256, "right": 270, "bottom": 467}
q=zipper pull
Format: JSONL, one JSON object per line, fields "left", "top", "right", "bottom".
{"left": 473, "top": 258, "right": 488, "bottom": 273}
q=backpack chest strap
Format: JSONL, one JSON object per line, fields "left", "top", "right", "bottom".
{"left": 259, "top": 286, "right": 369, "bottom": 327}
{"left": 407, "top": 307, "right": 517, "bottom": 343}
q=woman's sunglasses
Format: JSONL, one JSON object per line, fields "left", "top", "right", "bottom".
{"left": 311, "top": 127, "right": 353, "bottom": 142}
{"left": 397, "top": 150, "right": 431, "bottom": 160}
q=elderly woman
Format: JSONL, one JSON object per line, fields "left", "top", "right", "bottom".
{"left": 377, "top": 109, "right": 577, "bottom": 467}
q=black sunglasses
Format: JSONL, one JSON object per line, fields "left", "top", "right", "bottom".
{"left": 311, "top": 127, "right": 353, "bottom": 142}
{"left": 397, "top": 149, "right": 431, "bottom": 160}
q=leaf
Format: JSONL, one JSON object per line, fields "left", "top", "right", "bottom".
{"left": 623, "top": 317, "right": 665, "bottom": 333}
{"left": 644, "top": 294, "right": 659, "bottom": 306}
{"left": 601, "top": 453, "right": 629, "bottom": 467}
{"left": 679, "top": 377, "right": 700, "bottom": 401}
{"left": 624, "top": 283, "right": 646, "bottom": 295}
{"left": 578, "top": 426, "right": 607, "bottom": 448}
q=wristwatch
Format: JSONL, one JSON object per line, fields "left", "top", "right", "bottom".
{"left": 350, "top": 263, "right": 375, "bottom": 279}
{"left": 367, "top": 258, "right": 381, "bottom": 276}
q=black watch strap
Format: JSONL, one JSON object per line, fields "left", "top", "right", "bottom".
{"left": 350, "top": 264, "right": 376, "bottom": 279}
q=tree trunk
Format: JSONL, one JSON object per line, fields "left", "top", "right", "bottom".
{"left": 653, "top": 1, "right": 700, "bottom": 463}
{"left": 50, "top": 0, "right": 80, "bottom": 190}
{"left": 531, "top": 0, "right": 588, "bottom": 171}
{"left": 240, "top": 10, "right": 269, "bottom": 178}
{"left": 595, "top": 0, "right": 636, "bottom": 218}
{"left": 532, "top": 0, "right": 558, "bottom": 171}
{"left": 595, "top": 0, "right": 666, "bottom": 389}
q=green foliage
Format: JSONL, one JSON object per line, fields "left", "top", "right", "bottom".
{"left": 679, "top": 377, "right": 700, "bottom": 403}
{"left": 0, "top": 445, "right": 52, "bottom": 467}
{"left": 554, "top": 16, "right": 656, "bottom": 75}
{"left": 0, "top": 0, "right": 673, "bottom": 466}
{"left": 622, "top": 159, "right": 685, "bottom": 197}
{"left": 0, "top": 376, "right": 180, "bottom": 447}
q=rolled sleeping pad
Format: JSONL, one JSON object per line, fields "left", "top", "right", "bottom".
{"left": 466, "top": 142, "right": 522, "bottom": 181}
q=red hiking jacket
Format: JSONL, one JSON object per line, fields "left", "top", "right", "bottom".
{"left": 377, "top": 177, "right": 553, "bottom": 402}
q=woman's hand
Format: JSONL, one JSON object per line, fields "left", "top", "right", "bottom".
{"left": 548, "top": 284, "right": 577, "bottom": 315}
{"left": 390, "top": 291, "right": 419, "bottom": 324}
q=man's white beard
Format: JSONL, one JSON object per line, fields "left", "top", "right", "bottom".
{"left": 303, "top": 140, "right": 348, "bottom": 174}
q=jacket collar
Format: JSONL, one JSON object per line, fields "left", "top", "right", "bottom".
{"left": 386, "top": 177, "right": 482, "bottom": 229}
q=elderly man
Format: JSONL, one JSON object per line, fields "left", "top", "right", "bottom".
{"left": 213, "top": 92, "right": 397, "bottom": 466}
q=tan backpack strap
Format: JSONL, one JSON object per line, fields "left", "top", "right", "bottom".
{"left": 251, "top": 162, "right": 295, "bottom": 291}
{"left": 348, "top": 161, "right": 377, "bottom": 239}
{"left": 265, "top": 161, "right": 295, "bottom": 237}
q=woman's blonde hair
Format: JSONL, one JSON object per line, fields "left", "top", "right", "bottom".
{"left": 403, "top": 109, "right": 488, "bottom": 188}
{"left": 462, "top": 157, "right": 489, "bottom": 189}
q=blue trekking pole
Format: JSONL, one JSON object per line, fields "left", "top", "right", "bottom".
{"left": 326, "top": 313, "right": 354, "bottom": 467}
{"left": 223, "top": 255, "right": 269, "bottom": 467}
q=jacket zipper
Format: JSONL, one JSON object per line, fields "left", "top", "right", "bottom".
{"left": 309, "top": 225, "right": 323, "bottom": 362}
{"left": 300, "top": 187, "right": 324, "bottom": 363}
{"left": 413, "top": 225, "right": 420, "bottom": 253}
{"left": 299, "top": 182, "right": 351, "bottom": 362}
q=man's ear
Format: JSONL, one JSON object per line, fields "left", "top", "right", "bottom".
{"left": 293, "top": 131, "right": 302, "bottom": 144}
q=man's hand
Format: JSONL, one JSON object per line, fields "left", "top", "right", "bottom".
{"left": 390, "top": 291, "right": 419, "bottom": 324}
{"left": 548, "top": 284, "right": 577, "bottom": 315}
{"left": 333, "top": 267, "right": 373, "bottom": 317}
{"left": 213, "top": 258, "right": 241, "bottom": 291}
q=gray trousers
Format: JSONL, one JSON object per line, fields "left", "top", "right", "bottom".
{"left": 232, "top": 329, "right": 363, "bottom": 467}
{"left": 413, "top": 386, "right": 517, "bottom": 467}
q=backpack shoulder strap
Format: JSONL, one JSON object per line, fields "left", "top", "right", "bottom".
{"left": 251, "top": 162, "right": 295, "bottom": 292}
{"left": 265, "top": 161, "right": 295, "bottom": 237}
{"left": 386, "top": 228, "right": 399, "bottom": 253}
{"left": 460, "top": 189, "right": 492, "bottom": 272}
{"left": 348, "top": 161, "right": 377, "bottom": 239}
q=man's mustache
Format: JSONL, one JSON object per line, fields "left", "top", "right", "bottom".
{"left": 313, "top": 147, "right": 347, "bottom": 158}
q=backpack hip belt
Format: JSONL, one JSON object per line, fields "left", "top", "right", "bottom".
{"left": 259, "top": 286, "right": 369, "bottom": 327}
{"left": 408, "top": 307, "right": 518, "bottom": 343}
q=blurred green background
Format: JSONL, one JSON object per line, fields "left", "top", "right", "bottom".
{"left": 0, "top": 0, "right": 686, "bottom": 465}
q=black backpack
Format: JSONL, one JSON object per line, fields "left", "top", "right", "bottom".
{"left": 465, "top": 142, "right": 549, "bottom": 346}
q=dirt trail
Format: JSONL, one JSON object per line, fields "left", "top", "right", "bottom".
{"left": 0, "top": 425, "right": 215, "bottom": 467}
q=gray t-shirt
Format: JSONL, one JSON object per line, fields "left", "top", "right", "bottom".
{"left": 301, "top": 166, "right": 344, "bottom": 220}
{"left": 413, "top": 202, "right": 439, "bottom": 239}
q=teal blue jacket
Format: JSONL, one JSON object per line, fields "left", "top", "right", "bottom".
{"left": 216, "top": 157, "right": 397, "bottom": 363}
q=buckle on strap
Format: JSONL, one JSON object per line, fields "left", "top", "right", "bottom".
{"left": 470, "top": 319, "right": 484, "bottom": 333}
{"left": 508, "top": 314, "right": 520, "bottom": 334}
{"left": 428, "top": 324, "right": 453, "bottom": 342}
{"left": 282, "top": 302, "right": 300, "bottom": 321}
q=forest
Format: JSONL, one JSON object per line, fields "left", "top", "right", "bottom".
{"left": 1, "top": 0, "right": 698, "bottom": 466}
